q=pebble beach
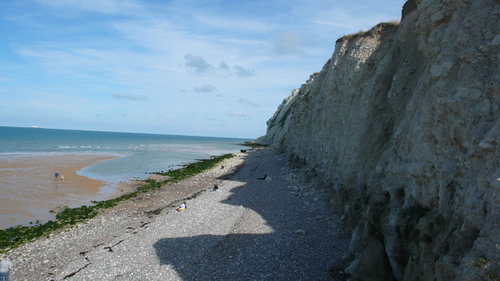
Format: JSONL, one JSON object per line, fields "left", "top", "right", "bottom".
{"left": 6, "top": 148, "right": 349, "bottom": 280}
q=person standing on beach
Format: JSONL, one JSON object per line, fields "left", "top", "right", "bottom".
{"left": 0, "top": 256, "right": 12, "bottom": 281}
{"left": 54, "top": 171, "right": 59, "bottom": 181}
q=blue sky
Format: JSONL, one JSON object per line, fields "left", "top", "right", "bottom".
{"left": 0, "top": 0, "right": 406, "bottom": 139}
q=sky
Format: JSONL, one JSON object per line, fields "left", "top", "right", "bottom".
{"left": 0, "top": 0, "right": 406, "bottom": 139}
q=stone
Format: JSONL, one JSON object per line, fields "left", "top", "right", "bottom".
{"left": 478, "top": 141, "right": 495, "bottom": 152}
{"left": 491, "top": 34, "right": 500, "bottom": 46}
{"left": 294, "top": 229, "right": 307, "bottom": 235}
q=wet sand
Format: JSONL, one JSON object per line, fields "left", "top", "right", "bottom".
{"left": 0, "top": 154, "right": 130, "bottom": 229}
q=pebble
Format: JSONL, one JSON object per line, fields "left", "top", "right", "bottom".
{"left": 7, "top": 149, "right": 349, "bottom": 281}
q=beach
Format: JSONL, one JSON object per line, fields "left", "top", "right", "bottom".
{"left": 0, "top": 127, "right": 249, "bottom": 230}
{"left": 0, "top": 154, "right": 130, "bottom": 229}
{"left": 6, "top": 148, "right": 350, "bottom": 280}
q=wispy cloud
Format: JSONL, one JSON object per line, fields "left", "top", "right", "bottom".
{"left": 238, "top": 98, "right": 260, "bottom": 107}
{"left": 312, "top": 20, "right": 350, "bottom": 28}
{"left": 35, "top": 0, "right": 145, "bottom": 16}
{"left": 193, "top": 13, "right": 274, "bottom": 34}
{"left": 0, "top": 0, "right": 407, "bottom": 138}
{"left": 113, "top": 93, "right": 148, "bottom": 101}
{"left": 271, "top": 30, "right": 307, "bottom": 56}
{"left": 228, "top": 111, "right": 249, "bottom": 117}
{"left": 233, "top": 65, "right": 254, "bottom": 77}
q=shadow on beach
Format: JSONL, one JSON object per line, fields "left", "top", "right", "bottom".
{"left": 153, "top": 151, "right": 346, "bottom": 280}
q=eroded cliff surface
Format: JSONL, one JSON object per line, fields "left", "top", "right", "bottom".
{"left": 261, "top": 0, "right": 499, "bottom": 280}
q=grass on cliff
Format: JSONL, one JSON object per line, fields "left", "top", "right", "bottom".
{"left": 339, "top": 20, "right": 400, "bottom": 41}
{"left": 0, "top": 153, "right": 235, "bottom": 253}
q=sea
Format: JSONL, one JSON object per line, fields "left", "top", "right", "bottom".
{"left": 0, "top": 126, "right": 251, "bottom": 228}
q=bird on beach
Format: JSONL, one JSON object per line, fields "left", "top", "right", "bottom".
{"left": 177, "top": 202, "right": 186, "bottom": 212}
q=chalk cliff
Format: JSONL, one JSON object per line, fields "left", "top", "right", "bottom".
{"left": 260, "top": 0, "right": 499, "bottom": 280}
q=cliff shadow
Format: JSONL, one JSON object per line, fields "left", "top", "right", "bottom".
{"left": 153, "top": 151, "right": 347, "bottom": 280}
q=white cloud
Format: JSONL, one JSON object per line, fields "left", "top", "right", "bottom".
{"left": 233, "top": 65, "right": 254, "bottom": 77}
{"left": 0, "top": 0, "right": 407, "bottom": 138}
{"left": 219, "top": 62, "right": 230, "bottom": 70}
{"left": 194, "top": 84, "right": 217, "bottom": 93}
{"left": 113, "top": 93, "right": 148, "bottom": 101}
{"left": 228, "top": 111, "right": 249, "bottom": 117}
{"left": 184, "top": 54, "right": 214, "bottom": 75}
{"left": 34, "top": 0, "right": 145, "bottom": 16}
{"left": 191, "top": 13, "right": 275, "bottom": 34}
{"left": 312, "top": 20, "right": 350, "bottom": 28}
{"left": 271, "top": 30, "right": 307, "bottom": 56}
{"left": 238, "top": 98, "right": 260, "bottom": 107}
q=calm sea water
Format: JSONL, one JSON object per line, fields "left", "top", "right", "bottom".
{"left": 0, "top": 126, "right": 250, "bottom": 183}
{"left": 0, "top": 126, "right": 250, "bottom": 228}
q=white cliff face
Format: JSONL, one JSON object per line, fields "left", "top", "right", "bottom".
{"left": 262, "top": 0, "right": 499, "bottom": 280}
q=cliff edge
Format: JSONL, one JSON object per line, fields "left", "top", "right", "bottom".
{"left": 260, "top": 0, "right": 499, "bottom": 280}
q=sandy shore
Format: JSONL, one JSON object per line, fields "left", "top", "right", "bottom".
{"left": 6, "top": 148, "right": 350, "bottom": 280}
{"left": 0, "top": 154, "right": 125, "bottom": 229}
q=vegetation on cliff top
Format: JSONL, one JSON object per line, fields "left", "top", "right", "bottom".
{"left": 338, "top": 20, "right": 400, "bottom": 41}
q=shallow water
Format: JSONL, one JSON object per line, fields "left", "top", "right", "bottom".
{"left": 0, "top": 126, "right": 250, "bottom": 228}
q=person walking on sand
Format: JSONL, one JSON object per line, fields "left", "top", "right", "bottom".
{"left": 0, "top": 256, "right": 12, "bottom": 281}
{"left": 212, "top": 184, "right": 219, "bottom": 191}
{"left": 61, "top": 175, "right": 64, "bottom": 181}
{"left": 54, "top": 171, "right": 59, "bottom": 181}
